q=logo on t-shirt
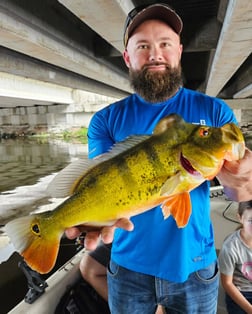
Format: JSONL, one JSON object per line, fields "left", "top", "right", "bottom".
{"left": 242, "top": 262, "right": 252, "bottom": 280}
{"left": 192, "top": 120, "right": 206, "bottom": 126}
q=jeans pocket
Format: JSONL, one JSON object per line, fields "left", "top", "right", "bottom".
{"left": 107, "top": 260, "right": 119, "bottom": 277}
{"left": 195, "top": 261, "right": 219, "bottom": 283}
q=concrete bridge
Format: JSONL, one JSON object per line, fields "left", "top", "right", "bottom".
{"left": 0, "top": 0, "right": 251, "bottom": 133}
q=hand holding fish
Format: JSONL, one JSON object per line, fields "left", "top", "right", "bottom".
{"left": 217, "top": 147, "right": 252, "bottom": 202}
{"left": 65, "top": 218, "right": 134, "bottom": 250}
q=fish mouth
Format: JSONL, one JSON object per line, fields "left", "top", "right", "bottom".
{"left": 180, "top": 154, "right": 200, "bottom": 176}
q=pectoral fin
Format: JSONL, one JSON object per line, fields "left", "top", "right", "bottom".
{"left": 160, "top": 172, "right": 181, "bottom": 196}
{"left": 161, "top": 193, "right": 192, "bottom": 228}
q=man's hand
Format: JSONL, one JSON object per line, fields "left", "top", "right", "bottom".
{"left": 65, "top": 218, "right": 134, "bottom": 250}
{"left": 217, "top": 148, "right": 252, "bottom": 201}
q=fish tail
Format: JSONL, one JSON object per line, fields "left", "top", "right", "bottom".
{"left": 4, "top": 215, "right": 62, "bottom": 274}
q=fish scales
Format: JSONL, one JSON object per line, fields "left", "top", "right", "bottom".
{"left": 53, "top": 141, "right": 177, "bottom": 226}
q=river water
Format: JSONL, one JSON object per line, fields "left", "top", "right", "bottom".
{"left": 0, "top": 138, "right": 87, "bottom": 313}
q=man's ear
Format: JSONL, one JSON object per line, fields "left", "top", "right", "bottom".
{"left": 123, "top": 49, "right": 130, "bottom": 68}
{"left": 179, "top": 44, "right": 183, "bottom": 59}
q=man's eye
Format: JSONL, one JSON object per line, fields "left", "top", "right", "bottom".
{"left": 161, "top": 42, "right": 172, "bottom": 48}
{"left": 138, "top": 45, "right": 148, "bottom": 49}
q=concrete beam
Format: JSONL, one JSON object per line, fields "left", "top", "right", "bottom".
{"left": 59, "top": 0, "right": 134, "bottom": 53}
{"left": 0, "top": 46, "right": 129, "bottom": 101}
{"left": 183, "top": 18, "right": 220, "bottom": 52}
{"left": 0, "top": 2, "right": 132, "bottom": 94}
{"left": 0, "top": 72, "right": 73, "bottom": 106}
{"left": 226, "top": 98, "right": 252, "bottom": 109}
{"left": 0, "top": 72, "right": 120, "bottom": 109}
{"left": 206, "top": 1, "right": 252, "bottom": 96}
{"left": 233, "top": 84, "right": 252, "bottom": 99}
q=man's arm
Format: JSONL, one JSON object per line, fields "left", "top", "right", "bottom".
{"left": 217, "top": 148, "right": 252, "bottom": 201}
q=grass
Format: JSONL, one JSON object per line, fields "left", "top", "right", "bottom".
{"left": 62, "top": 127, "right": 88, "bottom": 144}
{"left": 29, "top": 127, "right": 88, "bottom": 144}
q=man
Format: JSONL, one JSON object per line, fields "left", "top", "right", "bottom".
{"left": 66, "top": 3, "right": 252, "bottom": 313}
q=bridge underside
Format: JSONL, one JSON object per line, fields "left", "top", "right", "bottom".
{"left": 0, "top": 0, "right": 251, "bottom": 114}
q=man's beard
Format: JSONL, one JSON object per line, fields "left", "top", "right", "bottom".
{"left": 129, "top": 63, "right": 183, "bottom": 103}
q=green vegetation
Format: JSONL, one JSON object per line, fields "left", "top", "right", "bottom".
{"left": 29, "top": 127, "right": 88, "bottom": 144}
{"left": 62, "top": 127, "right": 88, "bottom": 143}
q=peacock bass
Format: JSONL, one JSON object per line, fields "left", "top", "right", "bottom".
{"left": 5, "top": 114, "right": 245, "bottom": 274}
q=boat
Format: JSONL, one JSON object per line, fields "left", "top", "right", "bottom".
{"left": 8, "top": 248, "right": 85, "bottom": 314}
{"left": 2, "top": 185, "right": 239, "bottom": 314}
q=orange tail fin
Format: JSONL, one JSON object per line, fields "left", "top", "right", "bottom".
{"left": 161, "top": 192, "right": 192, "bottom": 228}
{"left": 5, "top": 215, "right": 62, "bottom": 274}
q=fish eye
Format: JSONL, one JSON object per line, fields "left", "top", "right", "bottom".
{"left": 31, "top": 223, "right": 40, "bottom": 235}
{"left": 199, "top": 127, "right": 209, "bottom": 137}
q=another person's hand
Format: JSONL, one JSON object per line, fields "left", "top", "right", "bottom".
{"left": 65, "top": 218, "right": 134, "bottom": 250}
{"left": 217, "top": 148, "right": 252, "bottom": 201}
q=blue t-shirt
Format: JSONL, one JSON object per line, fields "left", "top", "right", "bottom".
{"left": 87, "top": 87, "right": 237, "bottom": 282}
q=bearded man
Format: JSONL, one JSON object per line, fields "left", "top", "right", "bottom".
{"left": 66, "top": 4, "right": 252, "bottom": 313}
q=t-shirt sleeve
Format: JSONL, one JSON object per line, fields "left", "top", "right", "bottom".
{"left": 215, "top": 98, "right": 238, "bottom": 126}
{"left": 218, "top": 244, "right": 236, "bottom": 276}
{"left": 87, "top": 110, "right": 114, "bottom": 159}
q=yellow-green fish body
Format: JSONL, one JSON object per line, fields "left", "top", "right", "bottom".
{"left": 5, "top": 114, "right": 245, "bottom": 274}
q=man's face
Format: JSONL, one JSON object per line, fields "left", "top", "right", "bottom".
{"left": 124, "top": 19, "right": 182, "bottom": 71}
{"left": 123, "top": 19, "right": 183, "bottom": 102}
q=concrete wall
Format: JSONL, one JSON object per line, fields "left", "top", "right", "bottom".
{"left": 1, "top": 97, "right": 252, "bottom": 137}
{"left": 0, "top": 91, "right": 119, "bottom": 136}
{"left": 0, "top": 104, "right": 89, "bottom": 135}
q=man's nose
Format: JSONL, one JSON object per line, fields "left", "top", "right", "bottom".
{"left": 149, "top": 46, "right": 163, "bottom": 62}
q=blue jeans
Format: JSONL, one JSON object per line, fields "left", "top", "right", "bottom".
{"left": 107, "top": 260, "right": 219, "bottom": 314}
{"left": 225, "top": 291, "right": 252, "bottom": 314}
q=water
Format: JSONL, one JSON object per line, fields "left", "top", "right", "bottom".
{"left": 0, "top": 137, "right": 88, "bottom": 313}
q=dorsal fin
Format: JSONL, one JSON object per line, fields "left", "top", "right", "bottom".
{"left": 47, "top": 134, "right": 151, "bottom": 198}
{"left": 153, "top": 114, "right": 183, "bottom": 135}
{"left": 46, "top": 157, "right": 97, "bottom": 198}
{"left": 103, "top": 135, "right": 150, "bottom": 157}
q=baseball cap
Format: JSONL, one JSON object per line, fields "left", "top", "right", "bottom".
{"left": 123, "top": 3, "right": 183, "bottom": 47}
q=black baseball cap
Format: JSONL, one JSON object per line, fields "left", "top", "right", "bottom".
{"left": 123, "top": 3, "right": 183, "bottom": 47}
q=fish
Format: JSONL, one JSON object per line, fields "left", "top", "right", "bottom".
{"left": 4, "top": 114, "right": 245, "bottom": 274}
